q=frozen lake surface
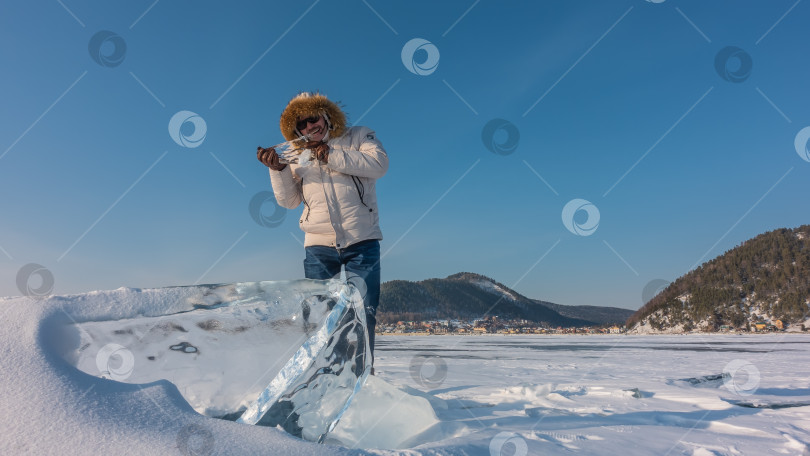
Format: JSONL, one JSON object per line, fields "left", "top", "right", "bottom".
{"left": 366, "top": 333, "right": 810, "bottom": 455}
{"left": 2, "top": 284, "right": 809, "bottom": 455}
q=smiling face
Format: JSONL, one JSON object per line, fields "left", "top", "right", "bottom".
{"left": 298, "top": 115, "right": 327, "bottom": 142}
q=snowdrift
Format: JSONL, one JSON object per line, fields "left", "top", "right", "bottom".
{"left": 0, "top": 280, "right": 438, "bottom": 454}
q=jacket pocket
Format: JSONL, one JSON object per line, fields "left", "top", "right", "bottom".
{"left": 350, "top": 175, "right": 371, "bottom": 210}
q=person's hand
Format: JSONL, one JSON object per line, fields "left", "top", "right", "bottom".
{"left": 257, "top": 146, "right": 287, "bottom": 171}
{"left": 305, "top": 141, "right": 329, "bottom": 164}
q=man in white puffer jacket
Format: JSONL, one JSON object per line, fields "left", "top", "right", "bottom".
{"left": 257, "top": 92, "right": 388, "bottom": 364}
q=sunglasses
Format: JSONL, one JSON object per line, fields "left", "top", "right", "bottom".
{"left": 296, "top": 116, "right": 321, "bottom": 131}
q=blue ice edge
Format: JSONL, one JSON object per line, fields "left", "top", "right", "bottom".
{"left": 237, "top": 283, "right": 371, "bottom": 443}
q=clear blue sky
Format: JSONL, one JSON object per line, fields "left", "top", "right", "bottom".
{"left": 1, "top": 0, "right": 808, "bottom": 310}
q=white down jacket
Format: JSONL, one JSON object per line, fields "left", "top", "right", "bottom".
{"left": 269, "top": 126, "right": 388, "bottom": 248}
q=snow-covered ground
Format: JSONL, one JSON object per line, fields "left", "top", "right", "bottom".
{"left": 2, "top": 284, "right": 810, "bottom": 455}
{"left": 372, "top": 334, "right": 810, "bottom": 455}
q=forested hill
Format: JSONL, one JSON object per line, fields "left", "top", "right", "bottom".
{"left": 627, "top": 225, "right": 810, "bottom": 332}
{"left": 378, "top": 272, "right": 633, "bottom": 326}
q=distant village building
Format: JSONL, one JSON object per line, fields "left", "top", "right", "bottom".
{"left": 376, "top": 315, "right": 631, "bottom": 336}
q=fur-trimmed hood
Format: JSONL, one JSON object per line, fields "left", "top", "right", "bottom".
{"left": 279, "top": 92, "right": 347, "bottom": 141}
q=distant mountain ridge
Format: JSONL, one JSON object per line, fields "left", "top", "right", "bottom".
{"left": 378, "top": 272, "right": 634, "bottom": 327}
{"left": 627, "top": 225, "right": 810, "bottom": 333}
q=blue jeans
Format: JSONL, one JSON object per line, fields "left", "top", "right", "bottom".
{"left": 304, "top": 240, "right": 381, "bottom": 363}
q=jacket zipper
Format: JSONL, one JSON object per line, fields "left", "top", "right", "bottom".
{"left": 301, "top": 178, "right": 311, "bottom": 221}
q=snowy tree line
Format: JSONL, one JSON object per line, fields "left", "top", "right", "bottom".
{"left": 628, "top": 225, "right": 810, "bottom": 330}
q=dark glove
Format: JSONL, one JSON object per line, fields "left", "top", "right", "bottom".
{"left": 257, "top": 146, "right": 287, "bottom": 171}
{"left": 305, "top": 141, "right": 330, "bottom": 164}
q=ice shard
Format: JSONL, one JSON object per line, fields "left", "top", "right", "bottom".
{"left": 66, "top": 278, "right": 371, "bottom": 443}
